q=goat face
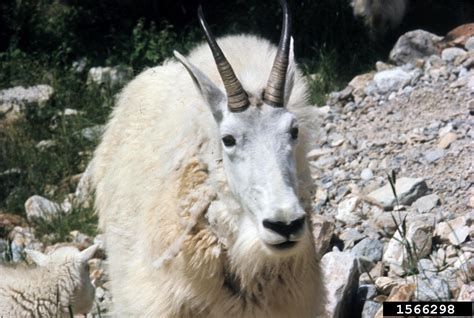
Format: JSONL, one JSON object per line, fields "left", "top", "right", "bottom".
{"left": 219, "top": 104, "right": 307, "bottom": 254}
{"left": 175, "top": 1, "right": 309, "bottom": 256}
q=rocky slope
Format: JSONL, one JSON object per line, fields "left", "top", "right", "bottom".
{"left": 311, "top": 30, "right": 473, "bottom": 318}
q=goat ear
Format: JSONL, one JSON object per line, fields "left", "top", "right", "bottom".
{"left": 79, "top": 244, "right": 98, "bottom": 262}
{"left": 174, "top": 51, "right": 225, "bottom": 122}
{"left": 284, "top": 37, "right": 296, "bottom": 107}
{"left": 25, "top": 249, "right": 48, "bottom": 266}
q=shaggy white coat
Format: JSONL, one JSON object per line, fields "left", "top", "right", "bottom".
{"left": 0, "top": 245, "right": 97, "bottom": 317}
{"left": 92, "top": 35, "right": 326, "bottom": 317}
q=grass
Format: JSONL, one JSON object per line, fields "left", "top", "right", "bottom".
{"left": 0, "top": 50, "right": 117, "bottom": 244}
{"left": 304, "top": 49, "right": 347, "bottom": 106}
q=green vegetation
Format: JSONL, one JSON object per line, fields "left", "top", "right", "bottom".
{"left": 0, "top": 0, "right": 380, "bottom": 240}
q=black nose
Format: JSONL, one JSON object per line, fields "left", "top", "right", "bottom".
{"left": 262, "top": 217, "right": 306, "bottom": 238}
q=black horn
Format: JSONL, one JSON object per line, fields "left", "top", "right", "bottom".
{"left": 198, "top": 6, "right": 249, "bottom": 112}
{"left": 263, "top": 0, "right": 291, "bottom": 107}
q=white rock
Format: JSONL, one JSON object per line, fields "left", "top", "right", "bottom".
{"left": 457, "top": 284, "right": 474, "bottom": 301}
{"left": 374, "top": 68, "right": 412, "bottom": 94}
{"left": 447, "top": 226, "right": 470, "bottom": 246}
{"left": 0, "top": 85, "right": 54, "bottom": 122}
{"left": 321, "top": 251, "right": 359, "bottom": 318}
{"left": 441, "top": 47, "right": 467, "bottom": 62}
{"left": 75, "top": 162, "right": 94, "bottom": 208}
{"left": 468, "top": 75, "right": 474, "bottom": 92}
{"left": 360, "top": 168, "right": 374, "bottom": 181}
{"left": 0, "top": 85, "right": 54, "bottom": 106}
{"left": 438, "top": 123, "right": 454, "bottom": 137}
{"left": 24, "top": 195, "right": 62, "bottom": 222}
{"left": 72, "top": 58, "right": 87, "bottom": 73}
{"left": 435, "top": 216, "right": 469, "bottom": 245}
{"left": 465, "top": 37, "right": 474, "bottom": 52}
{"left": 35, "top": 140, "right": 57, "bottom": 151}
{"left": 336, "top": 197, "right": 361, "bottom": 225}
{"left": 412, "top": 193, "right": 440, "bottom": 213}
{"left": 62, "top": 108, "right": 81, "bottom": 116}
{"left": 368, "top": 177, "right": 428, "bottom": 210}
{"left": 87, "top": 66, "right": 133, "bottom": 88}
{"left": 307, "top": 148, "right": 332, "bottom": 160}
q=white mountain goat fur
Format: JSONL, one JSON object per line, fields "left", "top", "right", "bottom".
{"left": 0, "top": 245, "right": 97, "bottom": 317}
{"left": 350, "top": 0, "right": 408, "bottom": 37}
{"left": 92, "top": 1, "right": 326, "bottom": 316}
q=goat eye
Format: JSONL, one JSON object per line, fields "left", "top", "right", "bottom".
{"left": 222, "top": 135, "right": 236, "bottom": 147}
{"left": 290, "top": 127, "right": 299, "bottom": 140}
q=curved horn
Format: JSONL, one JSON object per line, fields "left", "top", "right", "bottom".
{"left": 198, "top": 6, "right": 249, "bottom": 112}
{"left": 264, "top": 0, "right": 291, "bottom": 107}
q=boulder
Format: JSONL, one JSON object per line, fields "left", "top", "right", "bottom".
{"left": 368, "top": 177, "right": 428, "bottom": 210}
{"left": 322, "top": 251, "right": 360, "bottom": 318}
{"left": 389, "top": 30, "right": 442, "bottom": 65}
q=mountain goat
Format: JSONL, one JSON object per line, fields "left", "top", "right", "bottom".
{"left": 350, "top": 0, "right": 408, "bottom": 37}
{"left": 0, "top": 245, "right": 97, "bottom": 317}
{"left": 91, "top": 0, "right": 326, "bottom": 316}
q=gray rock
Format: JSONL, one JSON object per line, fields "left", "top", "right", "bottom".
{"left": 81, "top": 125, "right": 105, "bottom": 141}
{"left": 465, "top": 37, "right": 474, "bottom": 52}
{"left": 311, "top": 215, "right": 334, "bottom": 256}
{"left": 72, "top": 58, "right": 87, "bottom": 73}
{"left": 358, "top": 284, "right": 378, "bottom": 301}
{"left": 368, "top": 177, "right": 428, "bottom": 210}
{"left": 389, "top": 30, "right": 443, "bottom": 65}
{"left": 361, "top": 301, "right": 382, "bottom": 318}
{"left": 417, "top": 258, "right": 437, "bottom": 276}
{"left": 415, "top": 276, "right": 450, "bottom": 301}
{"left": 412, "top": 194, "right": 440, "bottom": 213}
{"left": 340, "top": 228, "right": 366, "bottom": 246}
{"left": 321, "top": 251, "right": 360, "bottom": 318}
{"left": 357, "top": 285, "right": 378, "bottom": 318}
{"left": 441, "top": 48, "right": 467, "bottom": 63}
{"left": 424, "top": 149, "right": 445, "bottom": 163}
{"left": 9, "top": 226, "right": 43, "bottom": 262}
{"left": 87, "top": 66, "right": 133, "bottom": 88}
{"left": 360, "top": 168, "right": 374, "bottom": 181}
{"left": 375, "top": 276, "right": 397, "bottom": 295}
{"left": 351, "top": 238, "right": 384, "bottom": 263}
{"left": 24, "top": 195, "right": 62, "bottom": 222}
{"left": 357, "top": 256, "right": 375, "bottom": 275}
{"left": 374, "top": 68, "right": 412, "bottom": 94}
